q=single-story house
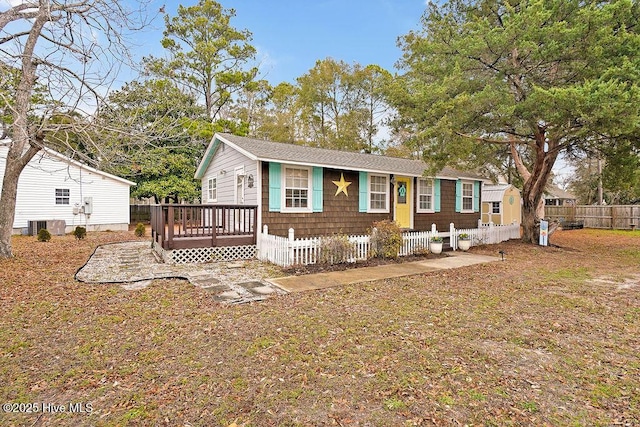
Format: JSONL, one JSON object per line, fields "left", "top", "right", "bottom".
{"left": 544, "top": 186, "right": 577, "bottom": 206}
{"left": 193, "top": 133, "right": 486, "bottom": 238}
{"left": 481, "top": 184, "right": 521, "bottom": 225}
{"left": 0, "top": 141, "right": 135, "bottom": 235}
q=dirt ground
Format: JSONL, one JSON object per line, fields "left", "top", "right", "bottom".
{"left": 0, "top": 228, "right": 638, "bottom": 426}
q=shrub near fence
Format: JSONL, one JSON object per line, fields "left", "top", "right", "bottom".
{"left": 259, "top": 222, "right": 521, "bottom": 267}
{"left": 545, "top": 205, "right": 640, "bottom": 230}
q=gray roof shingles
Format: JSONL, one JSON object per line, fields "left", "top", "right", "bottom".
{"left": 216, "top": 133, "right": 484, "bottom": 181}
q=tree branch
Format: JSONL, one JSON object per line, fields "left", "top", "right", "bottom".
{"left": 455, "top": 131, "right": 531, "bottom": 146}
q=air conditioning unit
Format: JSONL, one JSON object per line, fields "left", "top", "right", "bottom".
{"left": 28, "top": 220, "right": 47, "bottom": 236}
{"left": 28, "top": 220, "right": 66, "bottom": 236}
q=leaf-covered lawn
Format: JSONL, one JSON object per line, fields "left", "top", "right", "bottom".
{"left": 1, "top": 229, "right": 639, "bottom": 426}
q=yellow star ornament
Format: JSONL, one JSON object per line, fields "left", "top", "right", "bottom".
{"left": 332, "top": 173, "right": 352, "bottom": 196}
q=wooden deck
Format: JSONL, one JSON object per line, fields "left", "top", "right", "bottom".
{"left": 150, "top": 204, "right": 258, "bottom": 250}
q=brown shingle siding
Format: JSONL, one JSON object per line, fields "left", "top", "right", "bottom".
{"left": 413, "top": 179, "right": 480, "bottom": 231}
{"left": 262, "top": 164, "right": 390, "bottom": 238}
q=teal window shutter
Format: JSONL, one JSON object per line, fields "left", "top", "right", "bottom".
{"left": 312, "top": 167, "right": 323, "bottom": 212}
{"left": 434, "top": 179, "right": 441, "bottom": 212}
{"left": 359, "top": 172, "right": 368, "bottom": 212}
{"left": 455, "top": 180, "right": 462, "bottom": 213}
{"left": 269, "top": 162, "right": 281, "bottom": 212}
{"left": 473, "top": 181, "right": 480, "bottom": 212}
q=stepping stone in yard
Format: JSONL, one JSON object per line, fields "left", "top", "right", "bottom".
{"left": 237, "top": 281, "right": 265, "bottom": 289}
{"left": 249, "top": 285, "right": 275, "bottom": 295}
{"left": 202, "top": 285, "right": 228, "bottom": 294}
{"left": 196, "top": 277, "right": 220, "bottom": 287}
{"left": 216, "top": 290, "right": 241, "bottom": 300}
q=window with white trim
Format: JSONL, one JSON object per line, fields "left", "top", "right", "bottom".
{"left": 369, "top": 174, "right": 388, "bottom": 212}
{"left": 55, "top": 188, "right": 70, "bottom": 205}
{"left": 207, "top": 177, "right": 217, "bottom": 202}
{"left": 417, "top": 179, "right": 434, "bottom": 212}
{"left": 491, "top": 201, "right": 500, "bottom": 214}
{"left": 283, "top": 166, "right": 311, "bottom": 211}
{"left": 462, "top": 182, "right": 474, "bottom": 212}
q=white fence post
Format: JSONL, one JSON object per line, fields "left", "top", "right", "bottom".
{"left": 288, "top": 228, "right": 295, "bottom": 267}
{"left": 450, "top": 222, "right": 456, "bottom": 251}
{"left": 431, "top": 223, "right": 437, "bottom": 234}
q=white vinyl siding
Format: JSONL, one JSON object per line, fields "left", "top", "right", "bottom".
{"left": 283, "top": 166, "right": 312, "bottom": 212}
{"left": 368, "top": 174, "right": 389, "bottom": 213}
{"left": 417, "top": 179, "right": 434, "bottom": 213}
{"left": 0, "top": 145, "right": 132, "bottom": 232}
{"left": 200, "top": 142, "right": 258, "bottom": 205}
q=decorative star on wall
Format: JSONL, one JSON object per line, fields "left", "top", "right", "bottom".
{"left": 332, "top": 173, "right": 352, "bottom": 196}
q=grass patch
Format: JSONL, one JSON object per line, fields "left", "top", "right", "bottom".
{"left": 0, "top": 229, "right": 638, "bottom": 425}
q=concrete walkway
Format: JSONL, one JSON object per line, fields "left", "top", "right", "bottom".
{"left": 77, "top": 241, "right": 500, "bottom": 303}
{"left": 75, "top": 241, "right": 286, "bottom": 304}
{"left": 268, "top": 252, "right": 500, "bottom": 293}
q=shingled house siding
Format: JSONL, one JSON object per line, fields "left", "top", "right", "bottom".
{"left": 261, "top": 163, "right": 391, "bottom": 238}
{"left": 413, "top": 179, "right": 480, "bottom": 231}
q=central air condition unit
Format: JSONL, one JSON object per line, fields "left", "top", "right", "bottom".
{"left": 28, "top": 220, "right": 47, "bottom": 236}
{"left": 27, "top": 220, "right": 67, "bottom": 236}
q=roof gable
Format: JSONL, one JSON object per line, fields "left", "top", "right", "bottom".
{"left": 0, "top": 140, "right": 135, "bottom": 186}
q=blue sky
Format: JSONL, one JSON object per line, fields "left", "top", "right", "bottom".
{"left": 138, "top": 0, "right": 427, "bottom": 85}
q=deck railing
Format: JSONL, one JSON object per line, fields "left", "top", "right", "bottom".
{"left": 150, "top": 204, "right": 258, "bottom": 250}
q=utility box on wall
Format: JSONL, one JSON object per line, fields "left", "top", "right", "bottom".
{"left": 83, "top": 197, "right": 93, "bottom": 215}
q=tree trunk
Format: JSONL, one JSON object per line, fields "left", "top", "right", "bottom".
{"left": 0, "top": 141, "right": 40, "bottom": 258}
{"left": 511, "top": 133, "right": 559, "bottom": 244}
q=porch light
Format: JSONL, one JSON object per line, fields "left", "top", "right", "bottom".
{"left": 247, "top": 174, "right": 254, "bottom": 188}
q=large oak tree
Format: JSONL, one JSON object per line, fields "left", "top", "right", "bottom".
{"left": 389, "top": 0, "right": 640, "bottom": 243}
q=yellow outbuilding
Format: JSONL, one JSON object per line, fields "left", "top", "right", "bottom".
{"left": 481, "top": 184, "right": 521, "bottom": 225}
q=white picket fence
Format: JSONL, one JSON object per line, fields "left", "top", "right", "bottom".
{"left": 258, "top": 221, "right": 520, "bottom": 267}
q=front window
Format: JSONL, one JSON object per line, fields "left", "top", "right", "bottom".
{"left": 417, "top": 179, "right": 434, "bottom": 212}
{"left": 55, "top": 188, "right": 70, "bottom": 205}
{"left": 492, "top": 201, "right": 500, "bottom": 214}
{"left": 284, "top": 167, "right": 310, "bottom": 210}
{"left": 208, "top": 178, "right": 217, "bottom": 202}
{"left": 369, "top": 174, "right": 388, "bottom": 212}
{"left": 462, "top": 182, "right": 474, "bottom": 212}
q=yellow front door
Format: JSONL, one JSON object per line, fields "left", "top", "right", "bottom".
{"left": 395, "top": 176, "right": 412, "bottom": 229}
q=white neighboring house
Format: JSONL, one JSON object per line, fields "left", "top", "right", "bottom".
{"left": 0, "top": 140, "right": 135, "bottom": 235}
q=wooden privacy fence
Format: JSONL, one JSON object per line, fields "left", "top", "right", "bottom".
{"left": 258, "top": 222, "right": 521, "bottom": 267}
{"left": 545, "top": 205, "right": 640, "bottom": 230}
{"left": 130, "top": 205, "right": 151, "bottom": 224}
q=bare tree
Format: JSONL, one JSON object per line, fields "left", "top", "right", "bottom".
{"left": 0, "top": 0, "right": 153, "bottom": 258}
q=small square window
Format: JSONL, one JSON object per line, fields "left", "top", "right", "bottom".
{"left": 492, "top": 201, "right": 500, "bottom": 214}
{"left": 55, "top": 188, "right": 69, "bottom": 205}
